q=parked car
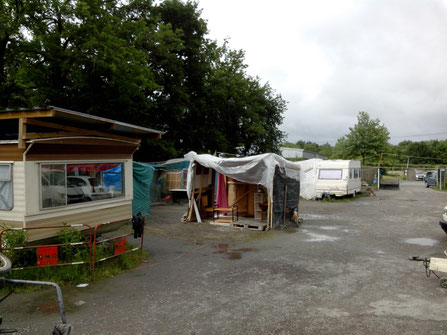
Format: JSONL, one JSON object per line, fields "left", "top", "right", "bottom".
{"left": 440, "top": 206, "right": 447, "bottom": 234}
{"left": 41, "top": 171, "right": 85, "bottom": 208}
{"left": 67, "top": 176, "right": 112, "bottom": 201}
{"left": 415, "top": 171, "right": 425, "bottom": 180}
{"left": 425, "top": 171, "right": 437, "bottom": 188}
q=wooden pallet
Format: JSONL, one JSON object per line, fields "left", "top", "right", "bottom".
{"left": 231, "top": 222, "right": 266, "bottom": 231}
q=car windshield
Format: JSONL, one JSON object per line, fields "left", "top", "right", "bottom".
{"left": 89, "top": 178, "right": 101, "bottom": 187}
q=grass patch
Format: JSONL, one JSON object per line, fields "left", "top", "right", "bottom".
{"left": 432, "top": 185, "right": 447, "bottom": 192}
{"left": 381, "top": 175, "right": 399, "bottom": 180}
{"left": 1, "top": 227, "right": 147, "bottom": 293}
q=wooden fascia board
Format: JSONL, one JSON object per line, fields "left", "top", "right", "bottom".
{"left": 24, "top": 118, "right": 141, "bottom": 143}
{"left": 0, "top": 109, "right": 55, "bottom": 120}
{"left": 24, "top": 131, "right": 80, "bottom": 140}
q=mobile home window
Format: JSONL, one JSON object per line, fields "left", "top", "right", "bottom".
{"left": 354, "top": 169, "right": 359, "bottom": 179}
{"left": 40, "top": 162, "right": 125, "bottom": 209}
{"left": 318, "top": 169, "right": 342, "bottom": 180}
{"left": 0, "top": 164, "right": 13, "bottom": 210}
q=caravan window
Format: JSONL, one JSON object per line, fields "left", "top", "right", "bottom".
{"left": 354, "top": 169, "right": 359, "bottom": 179}
{"left": 318, "top": 169, "right": 342, "bottom": 180}
{"left": 0, "top": 164, "right": 13, "bottom": 210}
{"left": 349, "top": 169, "right": 353, "bottom": 179}
{"left": 40, "top": 162, "right": 124, "bottom": 209}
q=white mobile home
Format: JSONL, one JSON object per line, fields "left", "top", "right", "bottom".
{"left": 298, "top": 159, "right": 361, "bottom": 199}
{"left": 0, "top": 107, "right": 163, "bottom": 241}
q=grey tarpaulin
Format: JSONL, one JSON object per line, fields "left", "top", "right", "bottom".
{"left": 184, "top": 152, "right": 301, "bottom": 229}
{"left": 273, "top": 166, "right": 300, "bottom": 227}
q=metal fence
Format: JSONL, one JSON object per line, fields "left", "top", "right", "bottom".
{"left": 0, "top": 220, "right": 144, "bottom": 273}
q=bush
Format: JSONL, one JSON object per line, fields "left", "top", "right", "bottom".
{"left": 1, "top": 228, "right": 35, "bottom": 268}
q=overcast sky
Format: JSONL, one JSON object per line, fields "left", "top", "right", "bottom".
{"left": 198, "top": 0, "right": 447, "bottom": 145}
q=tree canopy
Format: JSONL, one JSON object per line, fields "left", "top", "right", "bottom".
{"left": 335, "top": 111, "right": 390, "bottom": 164}
{"left": 283, "top": 111, "right": 447, "bottom": 167}
{"left": 0, "top": 0, "right": 286, "bottom": 160}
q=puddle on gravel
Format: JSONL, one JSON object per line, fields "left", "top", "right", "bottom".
{"left": 36, "top": 301, "right": 59, "bottom": 314}
{"left": 319, "top": 226, "right": 339, "bottom": 230}
{"left": 404, "top": 238, "right": 439, "bottom": 246}
{"left": 227, "top": 251, "right": 242, "bottom": 259}
{"left": 282, "top": 228, "right": 297, "bottom": 234}
{"left": 214, "top": 244, "right": 255, "bottom": 259}
{"left": 305, "top": 232, "right": 339, "bottom": 242}
{"left": 300, "top": 214, "right": 347, "bottom": 221}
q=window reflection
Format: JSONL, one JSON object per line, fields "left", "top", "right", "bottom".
{"left": 41, "top": 163, "right": 124, "bottom": 209}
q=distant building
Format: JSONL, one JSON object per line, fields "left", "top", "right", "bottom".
{"left": 280, "top": 147, "right": 324, "bottom": 160}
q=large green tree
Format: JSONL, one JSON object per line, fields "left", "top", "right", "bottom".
{"left": 336, "top": 111, "right": 390, "bottom": 164}
{"left": 0, "top": 0, "right": 287, "bottom": 160}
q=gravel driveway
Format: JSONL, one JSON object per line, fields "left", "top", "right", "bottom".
{"left": 4, "top": 181, "right": 447, "bottom": 334}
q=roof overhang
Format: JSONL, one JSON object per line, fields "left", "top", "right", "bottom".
{"left": 0, "top": 106, "right": 164, "bottom": 138}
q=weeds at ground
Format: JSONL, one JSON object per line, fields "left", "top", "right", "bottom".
{"left": 0, "top": 227, "right": 147, "bottom": 293}
{"left": 321, "top": 192, "right": 369, "bottom": 202}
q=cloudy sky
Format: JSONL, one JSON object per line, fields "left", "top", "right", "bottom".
{"left": 198, "top": 0, "right": 447, "bottom": 145}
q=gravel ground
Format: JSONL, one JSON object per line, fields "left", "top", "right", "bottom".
{"left": 3, "top": 181, "right": 447, "bottom": 334}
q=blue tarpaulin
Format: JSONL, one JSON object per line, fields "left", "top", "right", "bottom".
{"left": 103, "top": 165, "right": 123, "bottom": 191}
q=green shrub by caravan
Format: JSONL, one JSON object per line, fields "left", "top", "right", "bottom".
{"left": 297, "top": 159, "right": 362, "bottom": 200}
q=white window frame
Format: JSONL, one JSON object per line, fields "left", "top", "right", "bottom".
{"left": 39, "top": 162, "right": 125, "bottom": 210}
{"left": 318, "top": 169, "right": 343, "bottom": 180}
{"left": 0, "top": 163, "right": 13, "bottom": 211}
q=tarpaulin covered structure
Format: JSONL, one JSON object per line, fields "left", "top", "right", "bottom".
{"left": 184, "top": 152, "right": 301, "bottom": 229}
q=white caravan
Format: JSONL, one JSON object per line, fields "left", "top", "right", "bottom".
{"left": 314, "top": 160, "right": 361, "bottom": 198}
{"left": 297, "top": 159, "right": 361, "bottom": 199}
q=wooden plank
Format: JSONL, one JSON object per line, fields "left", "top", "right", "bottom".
{"left": 25, "top": 143, "right": 136, "bottom": 161}
{"left": 24, "top": 131, "right": 80, "bottom": 139}
{"left": 25, "top": 118, "right": 77, "bottom": 131}
{"left": 193, "top": 198, "right": 202, "bottom": 223}
{"left": 247, "top": 186, "right": 256, "bottom": 216}
{"left": 231, "top": 222, "right": 266, "bottom": 231}
{"left": 228, "top": 190, "right": 250, "bottom": 208}
{"left": 18, "top": 118, "right": 26, "bottom": 149}
{"left": 216, "top": 218, "right": 234, "bottom": 223}
{"left": 0, "top": 144, "right": 24, "bottom": 161}
{"left": 186, "top": 164, "right": 197, "bottom": 222}
{"left": 0, "top": 109, "right": 55, "bottom": 120}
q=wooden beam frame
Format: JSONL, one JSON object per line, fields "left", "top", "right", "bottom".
{"left": 0, "top": 109, "right": 55, "bottom": 120}
{"left": 24, "top": 118, "right": 140, "bottom": 143}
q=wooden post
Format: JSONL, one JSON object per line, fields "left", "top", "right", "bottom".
{"left": 18, "top": 118, "right": 27, "bottom": 149}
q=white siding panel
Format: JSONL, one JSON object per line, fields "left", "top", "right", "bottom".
{"left": 0, "top": 161, "right": 25, "bottom": 221}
